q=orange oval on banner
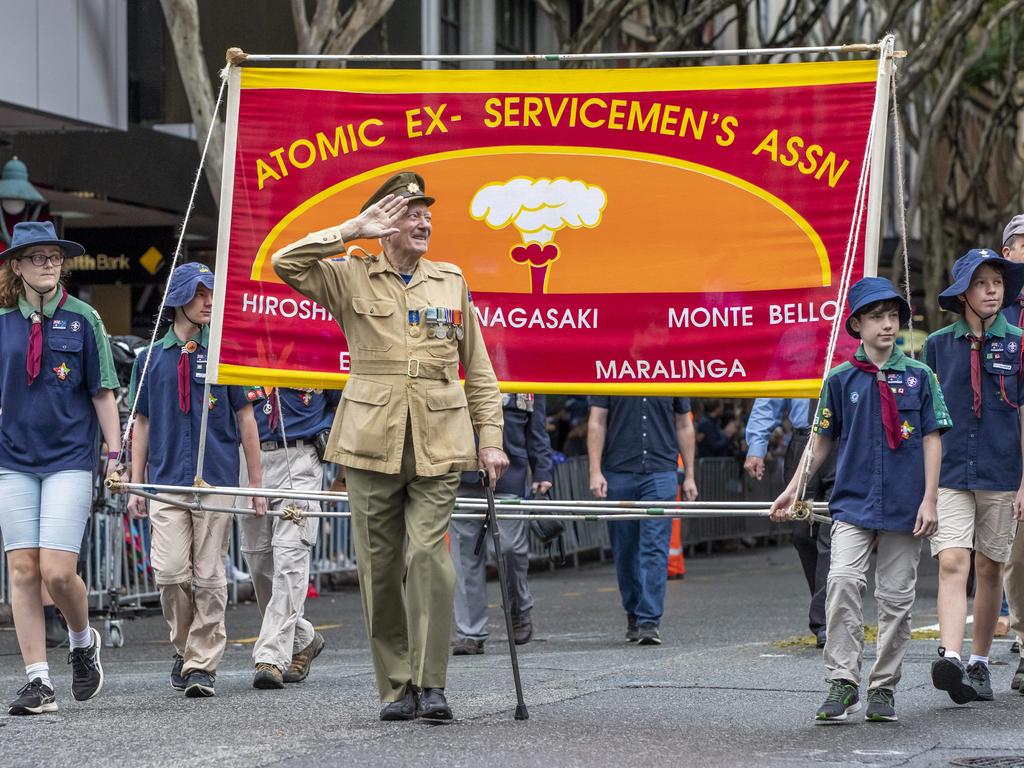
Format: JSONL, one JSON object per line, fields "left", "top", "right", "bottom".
{"left": 251, "top": 147, "right": 829, "bottom": 294}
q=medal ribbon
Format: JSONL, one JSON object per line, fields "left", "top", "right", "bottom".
{"left": 27, "top": 288, "right": 68, "bottom": 386}
{"left": 849, "top": 357, "right": 902, "bottom": 451}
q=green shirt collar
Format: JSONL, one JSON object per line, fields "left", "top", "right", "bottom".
{"left": 953, "top": 313, "right": 1008, "bottom": 339}
{"left": 159, "top": 325, "right": 210, "bottom": 349}
{"left": 18, "top": 288, "right": 66, "bottom": 320}
{"left": 854, "top": 343, "right": 907, "bottom": 371}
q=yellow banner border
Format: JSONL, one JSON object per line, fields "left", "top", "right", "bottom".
{"left": 239, "top": 60, "right": 877, "bottom": 94}
{"left": 214, "top": 362, "right": 823, "bottom": 398}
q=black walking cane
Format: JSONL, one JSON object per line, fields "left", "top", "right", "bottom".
{"left": 476, "top": 469, "right": 529, "bottom": 721}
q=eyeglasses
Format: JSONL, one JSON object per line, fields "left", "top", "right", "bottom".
{"left": 18, "top": 252, "right": 65, "bottom": 267}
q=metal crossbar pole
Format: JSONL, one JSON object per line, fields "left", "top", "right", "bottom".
{"left": 239, "top": 43, "right": 887, "bottom": 65}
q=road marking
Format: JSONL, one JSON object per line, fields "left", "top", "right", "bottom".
{"left": 562, "top": 592, "right": 582, "bottom": 597}
{"left": 916, "top": 615, "right": 973, "bottom": 632}
{"left": 597, "top": 587, "right": 618, "bottom": 593}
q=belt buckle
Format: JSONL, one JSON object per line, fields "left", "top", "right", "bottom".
{"left": 407, "top": 358, "right": 420, "bottom": 378}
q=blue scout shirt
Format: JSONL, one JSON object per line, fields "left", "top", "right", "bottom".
{"left": 589, "top": 396, "right": 691, "bottom": 474}
{"left": 459, "top": 394, "right": 553, "bottom": 496}
{"left": 0, "top": 291, "right": 118, "bottom": 472}
{"left": 1003, "top": 296, "right": 1024, "bottom": 328}
{"left": 251, "top": 387, "right": 340, "bottom": 443}
{"left": 129, "top": 327, "right": 251, "bottom": 487}
{"left": 924, "top": 314, "right": 1024, "bottom": 491}
{"left": 813, "top": 345, "right": 951, "bottom": 532}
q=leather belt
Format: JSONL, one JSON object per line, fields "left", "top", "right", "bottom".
{"left": 260, "top": 438, "right": 310, "bottom": 451}
{"left": 353, "top": 359, "right": 457, "bottom": 381}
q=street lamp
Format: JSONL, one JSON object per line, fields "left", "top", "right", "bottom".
{"left": 0, "top": 156, "right": 46, "bottom": 246}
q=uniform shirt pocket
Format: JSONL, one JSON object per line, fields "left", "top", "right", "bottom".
{"left": 45, "top": 334, "right": 84, "bottom": 388}
{"left": 337, "top": 378, "right": 392, "bottom": 460}
{"left": 983, "top": 356, "right": 1020, "bottom": 407}
{"left": 895, "top": 389, "right": 922, "bottom": 445}
{"left": 424, "top": 383, "right": 475, "bottom": 463}
{"left": 351, "top": 297, "right": 397, "bottom": 352}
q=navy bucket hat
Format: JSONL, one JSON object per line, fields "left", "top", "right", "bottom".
{"left": 164, "top": 262, "right": 215, "bottom": 308}
{"left": 844, "top": 277, "right": 911, "bottom": 338}
{"left": 938, "top": 248, "right": 1024, "bottom": 313}
{"left": 0, "top": 221, "right": 85, "bottom": 263}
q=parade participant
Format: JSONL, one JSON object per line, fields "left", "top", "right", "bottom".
{"left": 773, "top": 277, "right": 948, "bottom": 723}
{"left": 272, "top": 173, "right": 507, "bottom": 721}
{"left": 0, "top": 222, "right": 121, "bottom": 715}
{"left": 745, "top": 398, "right": 835, "bottom": 648}
{"left": 451, "top": 393, "right": 553, "bottom": 655}
{"left": 588, "top": 396, "right": 698, "bottom": 645}
{"left": 1001, "top": 215, "right": 1024, "bottom": 327}
{"left": 242, "top": 386, "right": 340, "bottom": 689}
{"left": 126, "top": 262, "right": 266, "bottom": 699}
{"left": 924, "top": 249, "right": 1024, "bottom": 704}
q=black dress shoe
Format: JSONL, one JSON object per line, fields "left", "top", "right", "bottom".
{"left": 379, "top": 688, "right": 418, "bottom": 721}
{"left": 816, "top": 631, "right": 827, "bottom": 649}
{"left": 417, "top": 687, "right": 453, "bottom": 721}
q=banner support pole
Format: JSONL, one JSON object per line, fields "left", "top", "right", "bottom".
{"left": 863, "top": 35, "right": 896, "bottom": 278}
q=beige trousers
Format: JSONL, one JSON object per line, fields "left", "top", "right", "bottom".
{"left": 1004, "top": 528, "right": 1024, "bottom": 650}
{"left": 149, "top": 493, "right": 234, "bottom": 676}
{"left": 238, "top": 444, "right": 321, "bottom": 670}
{"left": 345, "top": 427, "right": 460, "bottom": 702}
{"left": 824, "top": 521, "right": 922, "bottom": 690}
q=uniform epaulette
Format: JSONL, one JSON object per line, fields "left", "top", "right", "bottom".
{"left": 826, "top": 360, "right": 854, "bottom": 379}
{"left": 433, "top": 261, "right": 463, "bottom": 275}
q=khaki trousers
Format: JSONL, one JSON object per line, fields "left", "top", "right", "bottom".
{"left": 824, "top": 521, "right": 922, "bottom": 690}
{"left": 238, "top": 444, "right": 321, "bottom": 670}
{"left": 345, "top": 428, "right": 460, "bottom": 702}
{"left": 1004, "top": 529, "right": 1024, "bottom": 650}
{"left": 149, "top": 494, "right": 234, "bottom": 676}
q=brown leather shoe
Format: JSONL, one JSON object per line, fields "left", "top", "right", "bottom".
{"left": 284, "top": 632, "right": 325, "bottom": 683}
{"left": 451, "top": 637, "right": 485, "bottom": 656}
{"left": 253, "top": 663, "right": 284, "bottom": 690}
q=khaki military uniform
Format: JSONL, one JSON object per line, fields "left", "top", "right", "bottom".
{"left": 272, "top": 226, "right": 503, "bottom": 701}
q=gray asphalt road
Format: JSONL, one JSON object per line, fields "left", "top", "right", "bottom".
{"left": 1, "top": 544, "right": 1022, "bottom": 768}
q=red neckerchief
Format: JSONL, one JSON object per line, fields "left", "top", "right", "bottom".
{"left": 27, "top": 288, "right": 68, "bottom": 386}
{"left": 848, "top": 356, "right": 902, "bottom": 450}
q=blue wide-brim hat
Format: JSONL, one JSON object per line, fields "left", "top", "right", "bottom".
{"left": 164, "top": 262, "right": 215, "bottom": 307}
{"left": 844, "top": 276, "right": 911, "bottom": 338}
{"left": 0, "top": 221, "right": 85, "bottom": 262}
{"left": 938, "top": 248, "right": 1024, "bottom": 313}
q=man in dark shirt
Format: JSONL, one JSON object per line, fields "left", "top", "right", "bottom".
{"left": 695, "top": 399, "right": 741, "bottom": 458}
{"left": 588, "top": 396, "right": 698, "bottom": 644}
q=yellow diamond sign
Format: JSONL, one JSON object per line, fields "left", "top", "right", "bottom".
{"left": 140, "top": 246, "right": 165, "bottom": 275}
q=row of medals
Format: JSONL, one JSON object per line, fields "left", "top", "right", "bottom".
{"left": 410, "top": 308, "right": 464, "bottom": 341}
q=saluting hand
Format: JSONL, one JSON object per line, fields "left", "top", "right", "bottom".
{"left": 342, "top": 193, "right": 408, "bottom": 241}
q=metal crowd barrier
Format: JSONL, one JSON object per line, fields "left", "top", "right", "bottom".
{"left": 0, "top": 454, "right": 792, "bottom": 643}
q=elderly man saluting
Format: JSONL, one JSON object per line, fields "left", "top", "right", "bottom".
{"left": 272, "top": 173, "right": 508, "bottom": 722}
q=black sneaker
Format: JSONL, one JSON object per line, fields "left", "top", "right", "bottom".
{"left": 379, "top": 687, "right": 418, "bottom": 721}
{"left": 815, "top": 630, "right": 827, "bottom": 649}
{"left": 417, "top": 687, "right": 453, "bottom": 721}
{"left": 184, "top": 670, "right": 216, "bottom": 698}
{"left": 170, "top": 654, "right": 187, "bottom": 691}
{"left": 864, "top": 688, "right": 897, "bottom": 722}
{"left": 68, "top": 626, "right": 104, "bottom": 701}
{"left": 1013, "top": 657, "right": 1024, "bottom": 691}
{"left": 625, "top": 613, "right": 639, "bottom": 642}
{"left": 637, "top": 623, "right": 662, "bottom": 645}
{"left": 8, "top": 679, "right": 57, "bottom": 716}
{"left": 931, "top": 653, "right": 978, "bottom": 705}
{"left": 966, "top": 661, "right": 994, "bottom": 701}
{"left": 815, "top": 680, "right": 860, "bottom": 721}
{"left": 1012, "top": 640, "right": 1021, "bottom": 655}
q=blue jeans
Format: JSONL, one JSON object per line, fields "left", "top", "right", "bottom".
{"left": 604, "top": 470, "right": 677, "bottom": 626}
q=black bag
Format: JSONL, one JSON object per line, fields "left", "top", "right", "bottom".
{"left": 314, "top": 429, "right": 331, "bottom": 462}
{"left": 528, "top": 492, "right": 566, "bottom": 564}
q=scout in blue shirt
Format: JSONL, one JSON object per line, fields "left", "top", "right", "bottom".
{"left": 238, "top": 386, "right": 340, "bottom": 690}
{"left": 922, "top": 249, "right": 1024, "bottom": 706}
{"left": 0, "top": 222, "right": 122, "bottom": 715}
{"left": 772, "top": 277, "right": 947, "bottom": 723}
{"left": 125, "top": 263, "right": 265, "bottom": 699}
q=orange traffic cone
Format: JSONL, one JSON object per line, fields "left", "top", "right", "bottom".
{"left": 668, "top": 518, "right": 686, "bottom": 579}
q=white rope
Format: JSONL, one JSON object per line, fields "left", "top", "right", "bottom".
{"left": 890, "top": 62, "right": 915, "bottom": 358}
{"left": 793, "top": 64, "right": 882, "bottom": 502}
{"left": 118, "top": 73, "right": 230, "bottom": 460}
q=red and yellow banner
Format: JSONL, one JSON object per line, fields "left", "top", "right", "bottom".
{"left": 209, "top": 61, "right": 878, "bottom": 395}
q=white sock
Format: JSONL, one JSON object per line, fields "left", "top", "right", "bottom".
{"left": 968, "top": 654, "right": 989, "bottom": 668}
{"left": 945, "top": 650, "right": 962, "bottom": 662}
{"left": 68, "top": 626, "right": 93, "bottom": 650}
{"left": 26, "top": 662, "right": 51, "bottom": 689}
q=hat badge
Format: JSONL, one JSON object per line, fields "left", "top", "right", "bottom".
{"left": 406, "top": 182, "right": 421, "bottom": 195}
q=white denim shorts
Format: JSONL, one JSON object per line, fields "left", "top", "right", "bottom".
{"left": 0, "top": 469, "right": 93, "bottom": 553}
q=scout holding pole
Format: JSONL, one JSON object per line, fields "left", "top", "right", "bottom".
{"left": 480, "top": 470, "right": 529, "bottom": 721}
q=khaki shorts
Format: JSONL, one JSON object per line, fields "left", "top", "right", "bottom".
{"left": 930, "top": 488, "right": 1017, "bottom": 563}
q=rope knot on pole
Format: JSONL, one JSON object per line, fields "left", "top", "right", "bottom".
{"left": 281, "top": 506, "right": 305, "bottom": 525}
{"left": 789, "top": 500, "right": 813, "bottom": 522}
